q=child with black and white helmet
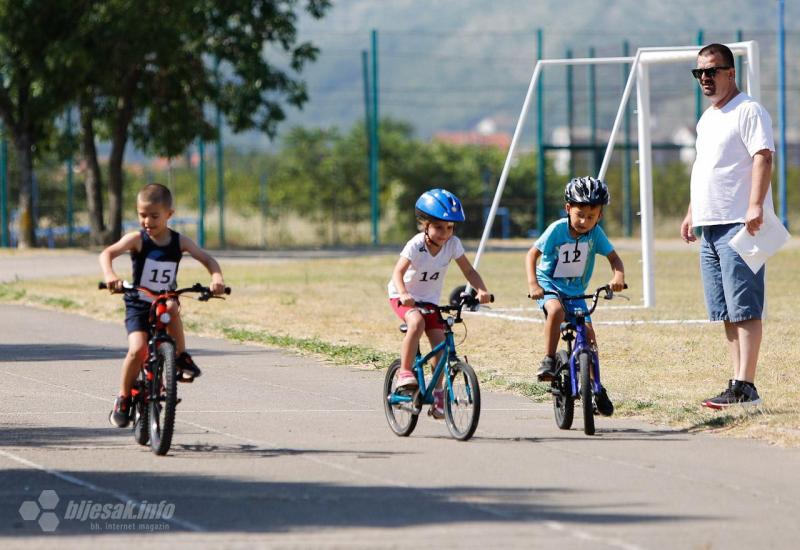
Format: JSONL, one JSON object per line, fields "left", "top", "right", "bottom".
{"left": 525, "top": 176, "right": 626, "bottom": 416}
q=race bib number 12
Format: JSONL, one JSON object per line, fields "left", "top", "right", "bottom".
{"left": 552, "top": 242, "right": 589, "bottom": 279}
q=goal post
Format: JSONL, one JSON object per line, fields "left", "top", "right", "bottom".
{"left": 472, "top": 41, "right": 761, "bottom": 308}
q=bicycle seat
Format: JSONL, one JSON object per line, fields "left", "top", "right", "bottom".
{"left": 560, "top": 321, "right": 575, "bottom": 332}
{"left": 399, "top": 323, "right": 408, "bottom": 333}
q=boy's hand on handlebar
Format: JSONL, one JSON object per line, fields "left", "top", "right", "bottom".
{"left": 528, "top": 284, "right": 544, "bottom": 300}
{"left": 104, "top": 278, "right": 123, "bottom": 293}
{"left": 399, "top": 292, "right": 415, "bottom": 307}
{"left": 209, "top": 274, "right": 226, "bottom": 295}
{"left": 476, "top": 289, "right": 491, "bottom": 304}
{"left": 608, "top": 276, "right": 626, "bottom": 293}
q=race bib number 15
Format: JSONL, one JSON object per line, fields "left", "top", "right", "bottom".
{"left": 142, "top": 258, "right": 178, "bottom": 291}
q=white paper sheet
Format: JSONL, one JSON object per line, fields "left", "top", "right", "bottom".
{"left": 728, "top": 209, "right": 791, "bottom": 274}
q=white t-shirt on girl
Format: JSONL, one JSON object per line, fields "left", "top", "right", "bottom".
{"left": 387, "top": 232, "right": 465, "bottom": 305}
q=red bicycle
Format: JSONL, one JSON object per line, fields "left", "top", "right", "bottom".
{"left": 99, "top": 281, "right": 230, "bottom": 455}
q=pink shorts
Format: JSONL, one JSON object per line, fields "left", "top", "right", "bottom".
{"left": 389, "top": 298, "right": 445, "bottom": 331}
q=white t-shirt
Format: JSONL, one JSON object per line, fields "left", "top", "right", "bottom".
{"left": 387, "top": 233, "right": 465, "bottom": 305}
{"left": 690, "top": 92, "right": 775, "bottom": 227}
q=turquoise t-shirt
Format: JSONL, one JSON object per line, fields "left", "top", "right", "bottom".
{"left": 534, "top": 218, "right": 614, "bottom": 297}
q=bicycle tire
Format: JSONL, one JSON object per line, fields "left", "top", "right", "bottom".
{"left": 444, "top": 361, "right": 481, "bottom": 441}
{"left": 133, "top": 376, "right": 149, "bottom": 446}
{"left": 579, "top": 351, "right": 595, "bottom": 436}
{"left": 552, "top": 350, "right": 574, "bottom": 430}
{"left": 383, "top": 359, "right": 419, "bottom": 437}
{"left": 148, "top": 341, "right": 178, "bottom": 455}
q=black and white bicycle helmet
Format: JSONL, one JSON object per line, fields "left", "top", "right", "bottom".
{"left": 564, "top": 176, "right": 610, "bottom": 206}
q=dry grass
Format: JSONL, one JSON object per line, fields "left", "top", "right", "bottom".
{"left": 2, "top": 241, "right": 800, "bottom": 446}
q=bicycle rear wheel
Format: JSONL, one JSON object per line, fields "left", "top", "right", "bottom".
{"left": 383, "top": 359, "right": 419, "bottom": 437}
{"left": 552, "top": 350, "right": 574, "bottom": 430}
{"left": 148, "top": 341, "right": 178, "bottom": 455}
{"left": 133, "top": 376, "right": 149, "bottom": 446}
{"left": 579, "top": 351, "right": 595, "bottom": 436}
{"left": 444, "top": 361, "right": 481, "bottom": 441}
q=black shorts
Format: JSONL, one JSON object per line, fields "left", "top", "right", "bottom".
{"left": 124, "top": 298, "right": 151, "bottom": 334}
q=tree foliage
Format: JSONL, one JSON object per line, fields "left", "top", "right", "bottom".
{"left": 0, "top": 0, "right": 331, "bottom": 245}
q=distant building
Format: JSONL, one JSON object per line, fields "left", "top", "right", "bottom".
{"left": 433, "top": 117, "right": 512, "bottom": 150}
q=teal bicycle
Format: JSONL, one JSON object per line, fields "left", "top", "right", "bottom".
{"left": 383, "top": 294, "right": 491, "bottom": 441}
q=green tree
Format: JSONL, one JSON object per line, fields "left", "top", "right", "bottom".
{"left": 0, "top": 1, "right": 87, "bottom": 247}
{"left": 76, "top": 0, "right": 330, "bottom": 244}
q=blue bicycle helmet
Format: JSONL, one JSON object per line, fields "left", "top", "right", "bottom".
{"left": 564, "top": 176, "right": 610, "bottom": 206}
{"left": 415, "top": 188, "right": 466, "bottom": 222}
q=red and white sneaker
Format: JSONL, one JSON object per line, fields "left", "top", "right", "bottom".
{"left": 396, "top": 370, "right": 418, "bottom": 390}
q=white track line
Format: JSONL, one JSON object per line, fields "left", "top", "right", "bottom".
{"left": 0, "top": 449, "right": 205, "bottom": 532}
{"left": 472, "top": 310, "right": 710, "bottom": 326}
{"left": 486, "top": 305, "right": 647, "bottom": 312}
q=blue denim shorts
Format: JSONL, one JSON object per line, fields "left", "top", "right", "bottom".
{"left": 700, "top": 223, "right": 765, "bottom": 322}
{"left": 538, "top": 296, "right": 592, "bottom": 324}
{"left": 124, "top": 297, "right": 151, "bottom": 334}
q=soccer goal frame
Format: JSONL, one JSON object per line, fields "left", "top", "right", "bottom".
{"left": 473, "top": 41, "right": 760, "bottom": 308}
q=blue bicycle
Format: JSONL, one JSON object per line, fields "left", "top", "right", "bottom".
{"left": 544, "top": 284, "right": 625, "bottom": 436}
{"left": 383, "top": 295, "right": 491, "bottom": 441}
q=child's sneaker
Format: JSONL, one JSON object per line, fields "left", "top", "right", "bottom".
{"left": 537, "top": 355, "right": 556, "bottom": 382}
{"left": 594, "top": 387, "right": 614, "bottom": 416}
{"left": 109, "top": 395, "right": 131, "bottom": 428}
{"left": 396, "top": 370, "right": 418, "bottom": 390}
{"left": 177, "top": 352, "right": 202, "bottom": 382}
{"left": 428, "top": 389, "right": 445, "bottom": 419}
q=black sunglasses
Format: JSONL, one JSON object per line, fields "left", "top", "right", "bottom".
{"left": 691, "top": 66, "right": 731, "bottom": 79}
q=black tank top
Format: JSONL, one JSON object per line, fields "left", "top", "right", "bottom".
{"left": 129, "top": 229, "right": 183, "bottom": 301}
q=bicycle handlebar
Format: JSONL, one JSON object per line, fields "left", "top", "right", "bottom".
{"left": 99, "top": 281, "right": 231, "bottom": 301}
{"left": 536, "top": 284, "right": 628, "bottom": 317}
{"left": 416, "top": 293, "right": 494, "bottom": 316}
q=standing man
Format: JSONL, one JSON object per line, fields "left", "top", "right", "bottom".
{"left": 681, "top": 43, "right": 774, "bottom": 409}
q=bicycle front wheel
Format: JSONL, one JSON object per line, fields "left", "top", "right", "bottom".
{"left": 444, "top": 361, "right": 481, "bottom": 441}
{"left": 383, "top": 359, "right": 419, "bottom": 437}
{"left": 552, "top": 350, "right": 574, "bottom": 430}
{"left": 132, "top": 375, "right": 149, "bottom": 446}
{"left": 579, "top": 351, "right": 595, "bottom": 436}
{"left": 148, "top": 341, "right": 178, "bottom": 455}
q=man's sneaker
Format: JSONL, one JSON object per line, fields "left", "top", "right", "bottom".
{"left": 594, "top": 387, "right": 614, "bottom": 416}
{"left": 177, "top": 352, "right": 202, "bottom": 383}
{"left": 109, "top": 395, "right": 131, "bottom": 428}
{"left": 702, "top": 380, "right": 736, "bottom": 409}
{"left": 703, "top": 380, "right": 761, "bottom": 409}
{"left": 428, "top": 389, "right": 445, "bottom": 419}
{"left": 735, "top": 382, "right": 762, "bottom": 407}
{"left": 396, "top": 370, "right": 418, "bottom": 390}
{"left": 537, "top": 356, "right": 556, "bottom": 382}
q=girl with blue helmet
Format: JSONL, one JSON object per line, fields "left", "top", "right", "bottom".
{"left": 388, "top": 188, "right": 491, "bottom": 418}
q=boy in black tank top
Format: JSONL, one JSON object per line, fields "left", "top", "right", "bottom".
{"left": 100, "top": 183, "right": 226, "bottom": 428}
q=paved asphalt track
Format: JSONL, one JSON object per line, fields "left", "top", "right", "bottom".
{"left": 1, "top": 304, "right": 800, "bottom": 549}
{"left": 2, "top": 252, "right": 800, "bottom": 548}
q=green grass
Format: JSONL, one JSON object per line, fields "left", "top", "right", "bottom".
{"left": 222, "top": 326, "right": 395, "bottom": 369}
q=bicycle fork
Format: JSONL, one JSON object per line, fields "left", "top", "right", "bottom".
{"left": 569, "top": 348, "right": 602, "bottom": 396}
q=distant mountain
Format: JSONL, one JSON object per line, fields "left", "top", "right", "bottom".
{"left": 229, "top": 0, "right": 796, "bottom": 150}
